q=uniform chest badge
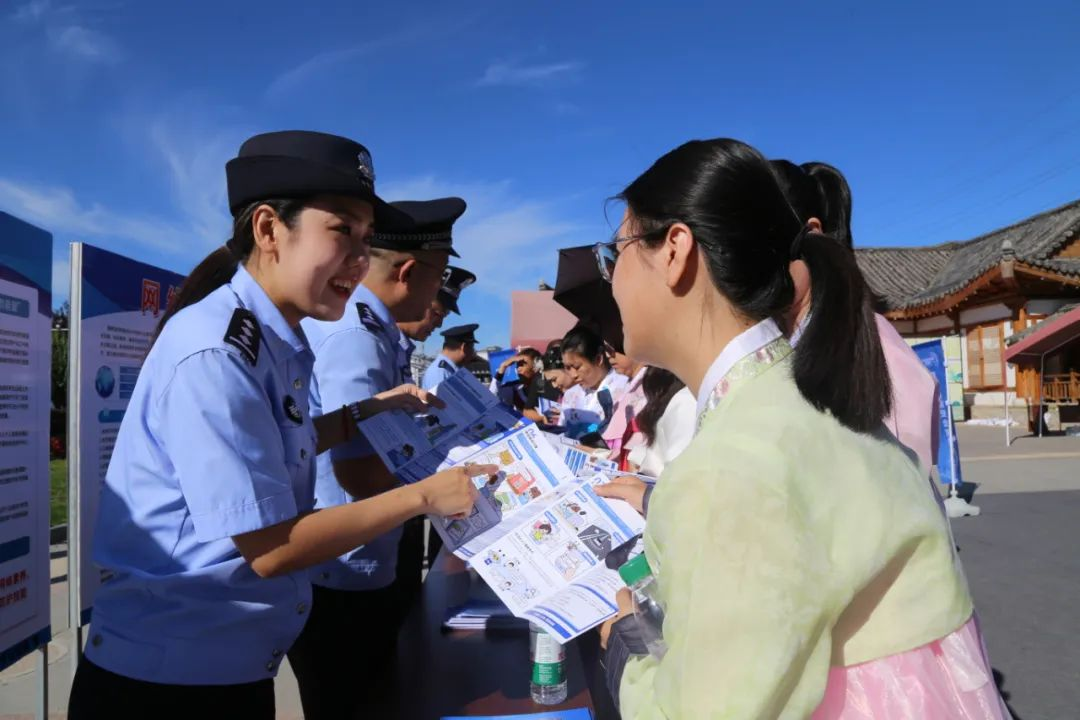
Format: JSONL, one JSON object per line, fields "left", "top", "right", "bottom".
{"left": 283, "top": 395, "right": 303, "bottom": 425}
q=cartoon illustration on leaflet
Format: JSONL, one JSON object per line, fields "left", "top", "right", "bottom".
{"left": 530, "top": 520, "right": 555, "bottom": 544}
{"left": 482, "top": 549, "right": 538, "bottom": 603}
{"left": 556, "top": 500, "right": 589, "bottom": 531}
{"left": 443, "top": 503, "right": 485, "bottom": 543}
{"left": 577, "top": 525, "right": 613, "bottom": 559}
{"left": 552, "top": 541, "right": 593, "bottom": 581}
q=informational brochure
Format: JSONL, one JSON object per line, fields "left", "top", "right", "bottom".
{"left": 356, "top": 369, "right": 647, "bottom": 642}
{"left": 469, "top": 473, "right": 645, "bottom": 643}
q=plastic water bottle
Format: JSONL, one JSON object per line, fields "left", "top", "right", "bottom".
{"left": 618, "top": 553, "right": 666, "bottom": 658}
{"left": 529, "top": 623, "right": 568, "bottom": 705}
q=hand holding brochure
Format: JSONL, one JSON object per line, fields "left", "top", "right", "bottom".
{"left": 356, "top": 369, "right": 646, "bottom": 642}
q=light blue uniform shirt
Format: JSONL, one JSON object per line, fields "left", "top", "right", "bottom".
{"left": 300, "top": 284, "right": 406, "bottom": 590}
{"left": 85, "top": 266, "right": 316, "bottom": 685}
{"left": 421, "top": 354, "right": 458, "bottom": 390}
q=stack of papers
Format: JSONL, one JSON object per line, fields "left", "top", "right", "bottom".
{"left": 443, "top": 600, "right": 526, "bottom": 631}
{"left": 443, "top": 571, "right": 527, "bottom": 631}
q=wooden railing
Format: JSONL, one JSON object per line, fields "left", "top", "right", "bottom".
{"left": 1042, "top": 372, "right": 1080, "bottom": 404}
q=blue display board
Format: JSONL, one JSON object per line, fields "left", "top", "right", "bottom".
{"left": 0, "top": 212, "right": 53, "bottom": 671}
{"left": 70, "top": 243, "right": 185, "bottom": 626}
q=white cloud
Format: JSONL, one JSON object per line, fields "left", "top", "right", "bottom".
{"left": 378, "top": 176, "right": 583, "bottom": 295}
{"left": 475, "top": 61, "right": 584, "bottom": 88}
{"left": 47, "top": 24, "right": 119, "bottom": 63}
{"left": 265, "top": 45, "right": 374, "bottom": 102}
{"left": 0, "top": 177, "right": 195, "bottom": 254}
{"left": 144, "top": 112, "right": 238, "bottom": 245}
{"left": 12, "top": 0, "right": 53, "bottom": 23}
{"left": 10, "top": 1, "right": 120, "bottom": 64}
{"left": 265, "top": 17, "right": 478, "bottom": 102}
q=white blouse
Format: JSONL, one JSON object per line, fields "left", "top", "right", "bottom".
{"left": 627, "top": 387, "right": 696, "bottom": 477}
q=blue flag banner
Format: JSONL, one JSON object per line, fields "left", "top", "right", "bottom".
{"left": 912, "top": 339, "right": 963, "bottom": 488}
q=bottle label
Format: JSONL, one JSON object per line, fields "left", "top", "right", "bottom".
{"left": 532, "top": 633, "right": 566, "bottom": 686}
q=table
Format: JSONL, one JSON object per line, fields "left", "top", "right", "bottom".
{"left": 367, "top": 550, "right": 620, "bottom": 719}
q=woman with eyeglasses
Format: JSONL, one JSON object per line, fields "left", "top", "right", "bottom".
{"left": 556, "top": 324, "right": 629, "bottom": 441}
{"left": 594, "top": 138, "right": 1007, "bottom": 719}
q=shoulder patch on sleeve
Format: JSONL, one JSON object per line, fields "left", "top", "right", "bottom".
{"left": 438, "top": 359, "right": 453, "bottom": 371}
{"left": 223, "top": 308, "right": 261, "bottom": 366}
{"left": 356, "top": 302, "right": 384, "bottom": 334}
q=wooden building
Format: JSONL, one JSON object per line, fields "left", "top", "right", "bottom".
{"left": 856, "top": 199, "right": 1080, "bottom": 420}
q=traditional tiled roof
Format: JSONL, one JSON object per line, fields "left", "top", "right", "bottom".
{"left": 856, "top": 198, "right": 1080, "bottom": 311}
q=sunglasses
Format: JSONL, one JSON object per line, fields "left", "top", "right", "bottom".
{"left": 592, "top": 235, "right": 648, "bottom": 283}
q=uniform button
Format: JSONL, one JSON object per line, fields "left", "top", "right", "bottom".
{"left": 293, "top": 379, "right": 302, "bottom": 390}
{"left": 297, "top": 602, "right": 308, "bottom": 614}
{"left": 266, "top": 661, "right": 275, "bottom": 672}
{"left": 300, "top": 449, "right": 308, "bottom": 460}
{"left": 91, "top": 634, "right": 102, "bottom": 647}
{"left": 272, "top": 649, "right": 282, "bottom": 658}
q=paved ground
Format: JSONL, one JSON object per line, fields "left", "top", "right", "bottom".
{"left": 2, "top": 424, "right": 1077, "bottom": 718}
{"left": 951, "top": 490, "right": 1080, "bottom": 720}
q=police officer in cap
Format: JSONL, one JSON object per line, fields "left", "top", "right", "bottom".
{"left": 397, "top": 265, "right": 477, "bottom": 383}
{"left": 288, "top": 196, "right": 473, "bottom": 719}
{"left": 422, "top": 323, "right": 480, "bottom": 389}
{"left": 68, "top": 131, "right": 492, "bottom": 719}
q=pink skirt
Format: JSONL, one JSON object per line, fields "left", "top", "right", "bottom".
{"left": 812, "top": 616, "right": 1011, "bottom": 719}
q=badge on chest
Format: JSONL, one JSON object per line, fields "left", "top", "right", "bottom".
{"left": 283, "top": 395, "right": 304, "bottom": 425}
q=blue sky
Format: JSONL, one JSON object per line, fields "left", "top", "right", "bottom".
{"left": 2, "top": 0, "right": 1079, "bottom": 349}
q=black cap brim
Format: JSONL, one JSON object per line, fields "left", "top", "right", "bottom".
{"left": 437, "top": 289, "right": 461, "bottom": 315}
{"left": 226, "top": 155, "right": 397, "bottom": 224}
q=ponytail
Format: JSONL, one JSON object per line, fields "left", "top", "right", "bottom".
{"left": 802, "top": 161, "right": 853, "bottom": 248}
{"left": 791, "top": 231, "right": 891, "bottom": 432}
{"left": 151, "top": 198, "right": 304, "bottom": 348}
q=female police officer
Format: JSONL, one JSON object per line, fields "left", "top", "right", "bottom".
{"left": 67, "top": 131, "right": 495, "bottom": 718}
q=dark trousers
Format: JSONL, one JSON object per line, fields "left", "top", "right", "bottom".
{"left": 396, "top": 516, "right": 426, "bottom": 610}
{"left": 286, "top": 583, "right": 401, "bottom": 720}
{"left": 426, "top": 521, "right": 445, "bottom": 569}
{"left": 68, "top": 657, "right": 274, "bottom": 720}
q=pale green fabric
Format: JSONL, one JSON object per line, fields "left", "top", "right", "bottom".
{"left": 619, "top": 344, "right": 973, "bottom": 719}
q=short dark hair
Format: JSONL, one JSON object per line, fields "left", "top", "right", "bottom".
{"left": 443, "top": 338, "right": 471, "bottom": 352}
{"left": 561, "top": 325, "right": 606, "bottom": 365}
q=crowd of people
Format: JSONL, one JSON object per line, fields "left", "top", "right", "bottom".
{"left": 66, "top": 128, "right": 1010, "bottom": 719}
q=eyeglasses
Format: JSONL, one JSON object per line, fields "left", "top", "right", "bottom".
{"left": 592, "top": 235, "right": 647, "bottom": 283}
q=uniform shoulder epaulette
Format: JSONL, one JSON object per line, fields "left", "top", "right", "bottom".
{"left": 438, "top": 359, "right": 453, "bottom": 372}
{"left": 356, "top": 303, "right": 384, "bottom": 334}
{"left": 223, "top": 308, "right": 261, "bottom": 366}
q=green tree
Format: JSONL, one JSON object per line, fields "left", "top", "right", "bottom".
{"left": 52, "top": 302, "right": 69, "bottom": 410}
